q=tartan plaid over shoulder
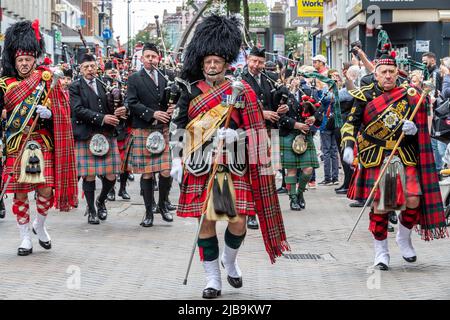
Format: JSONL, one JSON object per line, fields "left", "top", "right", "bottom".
{"left": 4, "top": 67, "right": 78, "bottom": 211}
{"left": 185, "top": 79, "right": 290, "bottom": 263}
{"left": 240, "top": 80, "right": 290, "bottom": 262}
{"left": 408, "top": 89, "right": 448, "bottom": 240}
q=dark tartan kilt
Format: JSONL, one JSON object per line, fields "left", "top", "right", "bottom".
{"left": 76, "top": 136, "right": 121, "bottom": 177}
{"left": 177, "top": 171, "right": 256, "bottom": 218}
{"left": 280, "top": 133, "right": 319, "bottom": 169}
{"left": 124, "top": 127, "right": 171, "bottom": 174}
{"left": 2, "top": 134, "right": 54, "bottom": 194}
{"left": 352, "top": 164, "right": 422, "bottom": 202}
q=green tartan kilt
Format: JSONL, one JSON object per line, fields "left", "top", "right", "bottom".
{"left": 280, "top": 133, "right": 319, "bottom": 169}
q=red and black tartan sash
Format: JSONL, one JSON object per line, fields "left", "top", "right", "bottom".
{"left": 189, "top": 80, "right": 241, "bottom": 126}
{"left": 363, "top": 86, "right": 406, "bottom": 125}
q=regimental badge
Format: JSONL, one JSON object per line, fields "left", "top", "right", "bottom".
{"left": 20, "top": 105, "right": 28, "bottom": 116}
{"left": 41, "top": 71, "right": 52, "bottom": 82}
{"left": 383, "top": 111, "right": 399, "bottom": 129}
{"left": 407, "top": 87, "right": 417, "bottom": 97}
{"left": 13, "top": 119, "right": 21, "bottom": 128}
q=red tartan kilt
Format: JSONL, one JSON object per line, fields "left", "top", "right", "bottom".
{"left": 117, "top": 136, "right": 129, "bottom": 162}
{"left": 2, "top": 135, "right": 54, "bottom": 194}
{"left": 352, "top": 165, "right": 422, "bottom": 202}
{"left": 177, "top": 171, "right": 256, "bottom": 218}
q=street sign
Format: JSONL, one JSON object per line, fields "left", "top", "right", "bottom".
{"left": 416, "top": 40, "right": 430, "bottom": 53}
{"left": 102, "top": 28, "right": 112, "bottom": 40}
{"left": 55, "top": 4, "right": 68, "bottom": 12}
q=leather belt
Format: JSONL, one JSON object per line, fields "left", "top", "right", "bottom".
{"left": 361, "top": 131, "right": 402, "bottom": 150}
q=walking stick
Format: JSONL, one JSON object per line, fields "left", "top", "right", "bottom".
{"left": 183, "top": 79, "right": 245, "bottom": 285}
{"left": 0, "top": 69, "right": 63, "bottom": 200}
{"left": 346, "top": 80, "right": 435, "bottom": 242}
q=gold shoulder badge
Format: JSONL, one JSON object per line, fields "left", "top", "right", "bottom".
{"left": 42, "top": 71, "right": 52, "bottom": 81}
{"left": 407, "top": 87, "right": 417, "bottom": 97}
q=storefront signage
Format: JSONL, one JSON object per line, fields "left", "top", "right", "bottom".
{"left": 362, "top": 0, "right": 450, "bottom": 10}
{"left": 297, "top": 0, "right": 324, "bottom": 18}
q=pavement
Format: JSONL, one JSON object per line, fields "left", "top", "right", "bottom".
{"left": 1, "top": 171, "right": 450, "bottom": 300}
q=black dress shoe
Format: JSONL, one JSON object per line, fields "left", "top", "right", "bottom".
{"left": 297, "top": 194, "right": 306, "bottom": 209}
{"left": 96, "top": 199, "right": 108, "bottom": 221}
{"left": 86, "top": 207, "right": 100, "bottom": 225}
{"left": 165, "top": 200, "right": 177, "bottom": 211}
{"left": 349, "top": 201, "right": 365, "bottom": 208}
{"left": 0, "top": 199, "right": 5, "bottom": 219}
{"left": 276, "top": 187, "right": 288, "bottom": 194}
{"left": 17, "top": 247, "right": 33, "bottom": 256}
{"left": 335, "top": 188, "right": 349, "bottom": 195}
{"left": 247, "top": 216, "right": 259, "bottom": 229}
{"left": 387, "top": 224, "right": 394, "bottom": 233}
{"left": 375, "top": 262, "right": 389, "bottom": 271}
{"left": 221, "top": 261, "right": 243, "bottom": 288}
{"left": 158, "top": 205, "right": 173, "bottom": 222}
{"left": 128, "top": 173, "right": 135, "bottom": 181}
{"left": 388, "top": 211, "right": 398, "bottom": 224}
{"left": 140, "top": 211, "right": 154, "bottom": 227}
{"left": 107, "top": 188, "right": 115, "bottom": 201}
{"left": 403, "top": 256, "right": 417, "bottom": 263}
{"left": 202, "top": 288, "right": 221, "bottom": 299}
{"left": 290, "top": 200, "right": 302, "bottom": 211}
{"left": 32, "top": 228, "right": 52, "bottom": 250}
{"left": 118, "top": 189, "right": 131, "bottom": 200}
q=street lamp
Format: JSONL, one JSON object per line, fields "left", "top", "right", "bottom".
{"left": 127, "top": 0, "right": 132, "bottom": 58}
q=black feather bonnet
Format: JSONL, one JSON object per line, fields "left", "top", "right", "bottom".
{"left": 181, "top": 15, "right": 242, "bottom": 82}
{"left": 1, "top": 20, "right": 45, "bottom": 77}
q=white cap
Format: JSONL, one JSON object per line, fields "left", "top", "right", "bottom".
{"left": 312, "top": 54, "right": 327, "bottom": 64}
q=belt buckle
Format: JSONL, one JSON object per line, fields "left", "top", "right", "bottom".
{"left": 385, "top": 140, "right": 396, "bottom": 150}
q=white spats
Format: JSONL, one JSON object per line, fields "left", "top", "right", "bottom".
{"left": 203, "top": 259, "right": 222, "bottom": 291}
{"left": 18, "top": 223, "right": 33, "bottom": 250}
{"left": 221, "top": 244, "right": 242, "bottom": 278}
{"left": 396, "top": 222, "right": 416, "bottom": 259}
{"left": 374, "top": 239, "right": 390, "bottom": 267}
{"left": 33, "top": 213, "right": 51, "bottom": 243}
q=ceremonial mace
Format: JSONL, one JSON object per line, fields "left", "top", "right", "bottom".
{"left": 183, "top": 79, "right": 245, "bottom": 285}
{"left": 346, "top": 80, "right": 435, "bottom": 241}
{"left": 0, "top": 69, "right": 64, "bottom": 199}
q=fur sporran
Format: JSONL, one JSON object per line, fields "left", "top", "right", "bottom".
{"left": 377, "top": 155, "right": 406, "bottom": 211}
{"left": 89, "top": 134, "right": 110, "bottom": 156}
{"left": 18, "top": 140, "right": 46, "bottom": 184}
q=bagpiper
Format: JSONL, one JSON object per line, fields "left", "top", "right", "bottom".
{"left": 0, "top": 20, "right": 78, "bottom": 255}
{"left": 69, "top": 54, "right": 127, "bottom": 224}
{"left": 170, "top": 14, "right": 289, "bottom": 299}
{"left": 125, "top": 43, "right": 174, "bottom": 227}
{"left": 340, "top": 45, "right": 447, "bottom": 270}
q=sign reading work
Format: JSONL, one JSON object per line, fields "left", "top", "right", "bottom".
{"left": 297, "top": 0, "right": 324, "bottom": 18}
{"left": 362, "top": 0, "right": 450, "bottom": 10}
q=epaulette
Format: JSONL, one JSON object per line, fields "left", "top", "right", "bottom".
{"left": 0, "top": 76, "right": 12, "bottom": 92}
{"left": 348, "top": 83, "right": 374, "bottom": 102}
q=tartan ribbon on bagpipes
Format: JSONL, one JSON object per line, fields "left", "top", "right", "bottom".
{"left": 187, "top": 80, "right": 290, "bottom": 263}
{"left": 4, "top": 67, "right": 78, "bottom": 211}
{"left": 298, "top": 71, "right": 343, "bottom": 128}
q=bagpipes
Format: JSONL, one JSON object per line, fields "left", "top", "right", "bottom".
{"left": 297, "top": 71, "right": 343, "bottom": 128}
